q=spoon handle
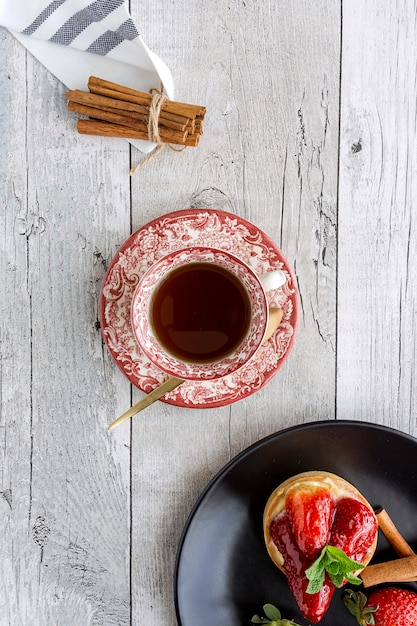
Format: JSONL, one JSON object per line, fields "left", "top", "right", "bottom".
{"left": 107, "top": 376, "right": 184, "bottom": 430}
{"left": 108, "top": 306, "right": 283, "bottom": 430}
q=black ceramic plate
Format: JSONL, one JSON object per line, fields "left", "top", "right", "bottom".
{"left": 174, "top": 420, "right": 417, "bottom": 625}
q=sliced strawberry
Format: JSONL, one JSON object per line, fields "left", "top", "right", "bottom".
{"left": 344, "top": 588, "right": 417, "bottom": 626}
{"left": 330, "top": 497, "right": 377, "bottom": 562}
{"left": 270, "top": 511, "right": 335, "bottom": 623}
{"left": 285, "top": 484, "right": 335, "bottom": 560}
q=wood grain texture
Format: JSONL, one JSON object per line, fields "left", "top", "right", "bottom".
{"left": 338, "top": 0, "right": 417, "bottom": 434}
{"left": 0, "top": 30, "right": 132, "bottom": 626}
{"left": 0, "top": 29, "right": 34, "bottom": 626}
{"left": 130, "top": 1, "right": 340, "bottom": 623}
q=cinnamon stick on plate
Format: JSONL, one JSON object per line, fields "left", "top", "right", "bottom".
{"left": 360, "top": 507, "right": 417, "bottom": 587}
{"left": 375, "top": 507, "right": 416, "bottom": 557}
{"left": 65, "top": 76, "right": 206, "bottom": 147}
{"left": 361, "top": 554, "right": 417, "bottom": 588}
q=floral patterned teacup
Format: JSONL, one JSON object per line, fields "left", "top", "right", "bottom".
{"left": 131, "top": 246, "right": 286, "bottom": 381}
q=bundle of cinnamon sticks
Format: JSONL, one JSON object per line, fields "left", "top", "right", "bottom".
{"left": 65, "top": 76, "right": 206, "bottom": 147}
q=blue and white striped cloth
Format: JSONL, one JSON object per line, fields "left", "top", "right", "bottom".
{"left": 0, "top": 0, "right": 174, "bottom": 151}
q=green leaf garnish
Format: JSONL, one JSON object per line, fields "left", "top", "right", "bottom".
{"left": 305, "top": 545, "right": 364, "bottom": 594}
{"left": 251, "top": 603, "right": 302, "bottom": 625}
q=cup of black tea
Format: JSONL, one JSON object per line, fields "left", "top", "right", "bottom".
{"left": 131, "top": 247, "right": 286, "bottom": 380}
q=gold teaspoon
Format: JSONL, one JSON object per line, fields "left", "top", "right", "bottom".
{"left": 107, "top": 307, "right": 283, "bottom": 430}
{"left": 107, "top": 376, "right": 184, "bottom": 430}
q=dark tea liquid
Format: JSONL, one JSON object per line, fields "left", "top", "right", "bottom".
{"left": 150, "top": 262, "right": 251, "bottom": 363}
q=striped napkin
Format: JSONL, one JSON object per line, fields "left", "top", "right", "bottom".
{"left": 0, "top": 0, "right": 174, "bottom": 151}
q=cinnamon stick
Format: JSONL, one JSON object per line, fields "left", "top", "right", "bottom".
{"left": 68, "top": 101, "right": 187, "bottom": 145}
{"left": 77, "top": 119, "right": 200, "bottom": 147}
{"left": 361, "top": 554, "right": 417, "bottom": 588}
{"left": 360, "top": 507, "right": 417, "bottom": 588}
{"left": 77, "top": 119, "right": 160, "bottom": 142}
{"left": 89, "top": 84, "right": 202, "bottom": 126}
{"left": 375, "top": 507, "right": 415, "bottom": 557}
{"left": 87, "top": 75, "right": 206, "bottom": 118}
{"left": 66, "top": 90, "right": 190, "bottom": 131}
{"left": 81, "top": 103, "right": 189, "bottom": 132}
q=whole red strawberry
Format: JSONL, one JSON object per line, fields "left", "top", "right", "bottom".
{"left": 344, "top": 588, "right": 417, "bottom": 625}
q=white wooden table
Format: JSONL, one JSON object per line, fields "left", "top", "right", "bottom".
{"left": 1, "top": 1, "right": 417, "bottom": 624}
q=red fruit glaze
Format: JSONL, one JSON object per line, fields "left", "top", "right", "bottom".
{"left": 330, "top": 497, "right": 378, "bottom": 561}
{"left": 285, "top": 485, "right": 335, "bottom": 560}
{"left": 270, "top": 511, "right": 335, "bottom": 623}
{"left": 367, "top": 587, "right": 417, "bottom": 625}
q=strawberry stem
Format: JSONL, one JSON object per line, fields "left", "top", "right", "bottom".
{"left": 251, "top": 603, "right": 302, "bottom": 625}
{"left": 343, "top": 590, "right": 377, "bottom": 626}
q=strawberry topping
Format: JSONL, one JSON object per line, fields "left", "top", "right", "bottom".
{"left": 330, "top": 497, "right": 378, "bottom": 561}
{"left": 269, "top": 484, "right": 377, "bottom": 623}
{"left": 285, "top": 485, "right": 335, "bottom": 560}
{"left": 270, "top": 511, "right": 335, "bottom": 623}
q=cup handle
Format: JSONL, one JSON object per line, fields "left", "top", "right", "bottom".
{"left": 259, "top": 269, "right": 286, "bottom": 292}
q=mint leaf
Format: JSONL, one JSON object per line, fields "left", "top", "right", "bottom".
{"left": 330, "top": 571, "right": 344, "bottom": 587}
{"left": 306, "top": 569, "right": 326, "bottom": 594}
{"left": 305, "top": 545, "right": 364, "bottom": 594}
{"left": 263, "top": 604, "right": 282, "bottom": 620}
{"left": 345, "top": 571, "right": 364, "bottom": 586}
{"left": 326, "top": 545, "right": 365, "bottom": 572}
{"left": 326, "top": 559, "right": 341, "bottom": 575}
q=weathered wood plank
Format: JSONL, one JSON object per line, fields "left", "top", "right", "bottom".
{"left": 0, "top": 29, "right": 133, "bottom": 624}
{"left": 0, "top": 28, "right": 34, "bottom": 626}
{"left": 338, "top": 0, "right": 417, "bottom": 435}
{"left": 130, "top": 2, "right": 340, "bottom": 623}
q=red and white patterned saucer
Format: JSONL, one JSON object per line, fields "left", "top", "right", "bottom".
{"left": 99, "top": 208, "right": 298, "bottom": 408}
